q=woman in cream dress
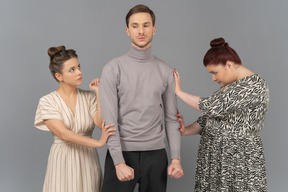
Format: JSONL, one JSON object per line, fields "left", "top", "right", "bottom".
{"left": 34, "top": 46, "right": 115, "bottom": 192}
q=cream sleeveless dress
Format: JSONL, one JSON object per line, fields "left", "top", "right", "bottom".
{"left": 34, "top": 88, "right": 102, "bottom": 192}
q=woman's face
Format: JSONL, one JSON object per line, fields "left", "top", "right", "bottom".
{"left": 56, "top": 57, "right": 82, "bottom": 86}
{"left": 206, "top": 63, "right": 235, "bottom": 87}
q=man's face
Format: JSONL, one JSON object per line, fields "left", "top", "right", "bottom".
{"left": 126, "top": 12, "right": 156, "bottom": 50}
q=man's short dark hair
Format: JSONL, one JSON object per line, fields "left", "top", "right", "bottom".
{"left": 126, "top": 4, "right": 155, "bottom": 27}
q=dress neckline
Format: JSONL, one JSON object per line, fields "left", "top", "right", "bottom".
{"left": 55, "top": 88, "right": 79, "bottom": 117}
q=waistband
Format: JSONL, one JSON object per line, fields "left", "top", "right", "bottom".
{"left": 53, "top": 132, "right": 92, "bottom": 144}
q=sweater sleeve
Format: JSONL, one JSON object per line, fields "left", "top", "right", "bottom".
{"left": 163, "top": 69, "right": 181, "bottom": 160}
{"left": 99, "top": 62, "right": 125, "bottom": 165}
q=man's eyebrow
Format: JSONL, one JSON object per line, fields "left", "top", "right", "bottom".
{"left": 130, "top": 21, "right": 152, "bottom": 25}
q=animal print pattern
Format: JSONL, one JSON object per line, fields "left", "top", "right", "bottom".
{"left": 195, "top": 74, "right": 269, "bottom": 192}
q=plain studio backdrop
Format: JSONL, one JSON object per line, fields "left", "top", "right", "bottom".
{"left": 1, "top": 0, "right": 287, "bottom": 191}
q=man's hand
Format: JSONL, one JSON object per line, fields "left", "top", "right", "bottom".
{"left": 167, "top": 159, "right": 184, "bottom": 179}
{"left": 115, "top": 163, "right": 134, "bottom": 181}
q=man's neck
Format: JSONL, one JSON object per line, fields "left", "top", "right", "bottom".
{"left": 127, "top": 44, "right": 154, "bottom": 62}
{"left": 131, "top": 42, "right": 151, "bottom": 50}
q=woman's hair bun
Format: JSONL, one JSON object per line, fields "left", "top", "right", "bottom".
{"left": 210, "top": 37, "right": 227, "bottom": 48}
{"left": 48, "top": 46, "right": 66, "bottom": 58}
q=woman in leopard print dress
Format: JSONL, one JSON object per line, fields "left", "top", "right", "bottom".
{"left": 174, "top": 37, "right": 269, "bottom": 191}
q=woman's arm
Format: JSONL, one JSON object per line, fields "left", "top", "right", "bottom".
{"left": 94, "top": 88, "right": 102, "bottom": 128}
{"left": 177, "top": 113, "right": 202, "bottom": 136}
{"left": 44, "top": 119, "right": 115, "bottom": 148}
{"left": 89, "top": 78, "right": 102, "bottom": 128}
{"left": 173, "top": 70, "right": 201, "bottom": 112}
{"left": 181, "top": 122, "right": 202, "bottom": 136}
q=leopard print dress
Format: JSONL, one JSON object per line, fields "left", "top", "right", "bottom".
{"left": 195, "top": 74, "right": 269, "bottom": 192}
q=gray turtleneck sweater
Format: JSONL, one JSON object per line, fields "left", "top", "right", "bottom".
{"left": 99, "top": 46, "right": 180, "bottom": 165}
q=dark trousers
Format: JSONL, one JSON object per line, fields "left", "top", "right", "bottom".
{"left": 102, "top": 149, "right": 168, "bottom": 192}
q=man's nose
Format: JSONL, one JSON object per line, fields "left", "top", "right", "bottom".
{"left": 138, "top": 26, "right": 144, "bottom": 34}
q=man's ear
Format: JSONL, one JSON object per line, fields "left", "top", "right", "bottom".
{"left": 126, "top": 27, "right": 130, "bottom": 37}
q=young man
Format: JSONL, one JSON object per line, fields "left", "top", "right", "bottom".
{"left": 99, "top": 4, "right": 184, "bottom": 192}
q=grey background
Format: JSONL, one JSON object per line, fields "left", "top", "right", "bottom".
{"left": 1, "top": 0, "right": 287, "bottom": 191}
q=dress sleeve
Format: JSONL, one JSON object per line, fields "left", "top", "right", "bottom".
{"left": 198, "top": 95, "right": 226, "bottom": 118}
{"left": 198, "top": 96, "right": 211, "bottom": 112}
{"left": 199, "top": 87, "right": 229, "bottom": 118}
{"left": 196, "top": 115, "right": 208, "bottom": 128}
{"left": 197, "top": 96, "right": 215, "bottom": 128}
{"left": 34, "top": 95, "right": 62, "bottom": 131}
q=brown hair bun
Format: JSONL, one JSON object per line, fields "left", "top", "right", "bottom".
{"left": 210, "top": 37, "right": 227, "bottom": 48}
{"left": 203, "top": 37, "right": 241, "bottom": 66}
{"left": 48, "top": 46, "right": 66, "bottom": 59}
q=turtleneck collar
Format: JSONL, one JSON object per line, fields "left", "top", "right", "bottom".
{"left": 127, "top": 45, "right": 155, "bottom": 62}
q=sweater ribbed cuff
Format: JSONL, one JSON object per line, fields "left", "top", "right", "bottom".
{"left": 170, "top": 150, "right": 181, "bottom": 160}
{"left": 110, "top": 151, "right": 125, "bottom": 165}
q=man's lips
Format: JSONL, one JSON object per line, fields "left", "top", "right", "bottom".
{"left": 138, "top": 36, "right": 146, "bottom": 40}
